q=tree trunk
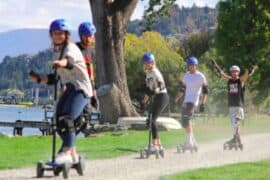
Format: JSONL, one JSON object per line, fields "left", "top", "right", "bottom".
{"left": 90, "top": 0, "right": 139, "bottom": 123}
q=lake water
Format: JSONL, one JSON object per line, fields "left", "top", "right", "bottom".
{"left": 0, "top": 105, "right": 48, "bottom": 136}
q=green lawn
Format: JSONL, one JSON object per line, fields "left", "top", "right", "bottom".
{"left": 0, "top": 114, "right": 269, "bottom": 169}
{"left": 161, "top": 160, "right": 270, "bottom": 180}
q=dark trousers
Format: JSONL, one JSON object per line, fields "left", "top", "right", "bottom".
{"left": 56, "top": 84, "right": 89, "bottom": 148}
{"left": 148, "top": 93, "right": 169, "bottom": 139}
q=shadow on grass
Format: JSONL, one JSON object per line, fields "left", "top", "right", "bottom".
{"left": 115, "top": 147, "right": 138, "bottom": 153}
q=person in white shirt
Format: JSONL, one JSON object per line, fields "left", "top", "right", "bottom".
{"left": 174, "top": 56, "right": 208, "bottom": 150}
{"left": 141, "top": 53, "right": 169, "bottom": 150}
{"left": 30, "top": 19, "right": 92, "bottom": 164}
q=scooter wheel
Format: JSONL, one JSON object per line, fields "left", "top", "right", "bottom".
{"left": 177, "top": 145, "right": 181, "bottom": 153}
{"left": 182, "top": 147, "right": 186, "bottom": 153}
{"left": 145, "top": 150, "right": 150, "bottom": 159}
{"left": 36, "top": 161, "right": 45, "bottom": 178}
{"left": 76, "top": 156, "right": 85, "bottom": 176}
{"left": 159, "top": 149, "right": 164, "bottom": 158}
{"left": 53, "top": 166, "right": 62, "bottom": 176}
{"left": 239, "top": 144, "right": 244, "bottom": 151}
{"left": 140, "top": 150, "right": 145, "bottom": 159}
{"left": 155, "top": 151, "right": 159, "bottom": 159}
{"left": 194, "top": 146, "right": 198, "bottom": 152}
{"left": 62, "top": 163, "right": 70, "bottom": 179}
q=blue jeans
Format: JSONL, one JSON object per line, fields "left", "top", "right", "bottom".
{"left": 56, "top": 84, "right": 89, "bottom": 148}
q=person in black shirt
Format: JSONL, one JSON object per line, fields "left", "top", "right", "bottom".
{"left": 219, "top": 64, "right": 255, "bottom": 149}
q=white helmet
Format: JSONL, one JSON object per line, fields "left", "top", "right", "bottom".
{"left": 230, "top": 65, "right": 240, "bottom": 72}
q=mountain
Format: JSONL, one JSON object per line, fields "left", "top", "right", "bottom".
{"left": 0, "top": 29, "right": 78, "bottom": 63}
{"left": 0, "top": 50, "right": 53, "bottom": 91}
{"left": 128, "top": 5, "right": 218, "bottom": 38}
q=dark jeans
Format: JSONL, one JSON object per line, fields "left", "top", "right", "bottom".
{"left": 148, "top": 93, "right": 169, "bottom": 139}
{"left": 56, "top": 84, "right": 89, "bottom": 148}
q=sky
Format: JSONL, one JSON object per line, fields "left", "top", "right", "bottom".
{"left": 0, "top": 0, "right": 219, "bottom": 33}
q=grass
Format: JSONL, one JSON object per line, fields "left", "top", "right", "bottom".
{"left": 0, "top": 114, "right": 269, "bottom": 169}
{"left": 161, "top": 160, "right": 270, "bottom": 180}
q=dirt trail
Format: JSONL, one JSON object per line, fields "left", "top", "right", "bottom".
{"left": 0, "top": 133, "right": 270, "bottom": 180}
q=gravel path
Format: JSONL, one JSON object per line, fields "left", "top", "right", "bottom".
{"left": 1, "top": 133, "right": 270, "bottom": 180}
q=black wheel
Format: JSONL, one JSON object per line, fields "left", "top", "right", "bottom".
{"left": 145, "top": 150, "right": 150, "bottom": 159}
{"left": 155, "top": 151, "right": 159, "bottom": 159}
{"left": 36, "top": 162, "right": 44, "bottom": 178}
{"left": 76, "top": 156, "right": 85, "bottom": 176}
{"left": 62, "top": 163, "right": 70, "bottom": 179}
{"left": 159, "top": 149, "right": 164, "bottom": 158}
{"left": 53, "top": 166, "right": 62, "bottom": 176}
{"left": 176, "top": 145, "right": 181, "bottom": 153}
{"left": 140, "top": 150, "right": 145, "bottom": 159}
{"left": 182, "top": 147, "right": 186, "bottom": 153}
{"left": 239, "top": 144, "right": 244, "bottom": 151}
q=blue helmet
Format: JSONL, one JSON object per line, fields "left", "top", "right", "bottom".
{"left": 187, "top": 56, "right": 198, "bottom": 65}
{"left": 142, "top": 53, "right": 155, "bottom": 63}
{"left": 79, "top": 22, "right": 96, "bottom": 36}
{"left": 49, "top": 19, "right": 71, "bottom": 32}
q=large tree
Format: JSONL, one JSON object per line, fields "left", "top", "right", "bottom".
{"left": 89, "top": 0, "right": 176, "bottom": 123}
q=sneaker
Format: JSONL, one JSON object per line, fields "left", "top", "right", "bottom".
{"left": 72, "top": 154, "right": 79, "bottom": 164}
{"left": 55, "top": 152, "right": 73, "bottom": 164}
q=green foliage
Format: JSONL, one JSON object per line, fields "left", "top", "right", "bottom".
{"left": 216, "top": 0, "right": 269, "bottom": 61}
{"left": 215, "top": 0, "right": 270, "bottom": 106}
{"left": 185, "top": 31, "right": 214, "bottom": 58}
{"left": 124, "top": 31, "right": 184, "bottom": 101}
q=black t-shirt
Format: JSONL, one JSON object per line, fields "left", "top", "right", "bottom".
{"left": 228, "top": 78, "right": 244, "bottom": 107}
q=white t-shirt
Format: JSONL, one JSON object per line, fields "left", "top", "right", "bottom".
{"left": 183, "top": 71, "right": 207, "bottom": 106}
{"left": 146, "top": 68, "right": 167, "bottom": 94}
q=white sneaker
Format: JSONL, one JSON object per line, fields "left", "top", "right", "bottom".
{"left": 72, "top": 154, "right": 79, "bottom": 164}
{"left": 55, "top": 153, "right": 73, "bottom": 164}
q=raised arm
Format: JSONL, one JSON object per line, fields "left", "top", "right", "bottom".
{"left": 240, "top": 61, "right": 257, "bottom": 82}
{"left": 211, "top": 59, "right": 231, "bottom": 80}
{"left": 239, "top": 69, "right": 249, "bottom": 82}
{"left": 220, "top": 70, "right": 232, "bottom": 80}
